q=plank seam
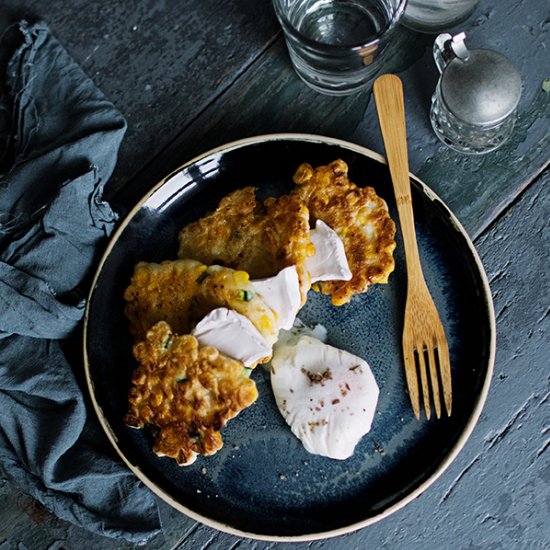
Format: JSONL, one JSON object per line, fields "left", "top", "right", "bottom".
{"left": 112, "top": 31, "right": 283, "bottom": 203}
{"left": 472, "top": 161, "right": 550, "bottom": 243}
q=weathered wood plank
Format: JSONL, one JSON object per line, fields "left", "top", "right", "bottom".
{"left": 118, "top": 0, "right": 549, "bottom": 240}
{"left": 0, "top": 0, "right": 547, "bottom": 548}
{"left": 0, "top": 480, "right": 203, "bottom": 549}
{"left": 1, "top": 0, "right": 281, "bottom": 195}
{"left": 111, "top": 27, "right": 433, "bottom": 210}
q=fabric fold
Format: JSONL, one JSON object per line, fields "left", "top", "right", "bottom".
{"left": 0, "top": 20, "right": 161, "bottom": 543}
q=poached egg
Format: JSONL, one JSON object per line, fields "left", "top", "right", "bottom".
{"left": 270, "top": 334, "right": 379, "bottom": 460}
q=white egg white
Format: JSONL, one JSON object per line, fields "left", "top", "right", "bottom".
{"left": 191, "top": 307, "right": 271, "bottom": 367}
{"left": 305, "top": 219, "right": 352, "bottom": 283}
{"left": 251, "top": 265, "right": 302, "bottom": 332}
{"left": 270, "top": 335, "right": 379, "bottom": 460}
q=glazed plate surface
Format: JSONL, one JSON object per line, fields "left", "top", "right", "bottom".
{"left": 84, "top": 134, "right": 495, "bottom": 540}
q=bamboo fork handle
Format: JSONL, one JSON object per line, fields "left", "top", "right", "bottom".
{"left": 374, "top": 74, "right": 453, "bottom": 420}
{"left": 373, "top": 75, "right": 424, "bottom": 285}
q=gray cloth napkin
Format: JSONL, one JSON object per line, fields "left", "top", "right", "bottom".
{"left": 0, "top": 20, "right": 161, "bottom": 542}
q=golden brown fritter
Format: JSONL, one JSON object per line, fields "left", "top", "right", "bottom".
{"left": 123, "top": 259, "right": 278, "bottom": 348}
{"left": 293, "top": 159, "right": 396, "bottom": 306}
{"left": 177, "top": 187, "right": 313, "bottom": 304}
{"left": 124, "top": 321, "right": 258, "bottom": 466}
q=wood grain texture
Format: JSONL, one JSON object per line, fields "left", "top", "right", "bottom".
{"left": 111, "top": 28, "right": 432, "bottom": 210}
{"left": 363, "top": 0, "right": 550, "bottom": 238}
{"left": 374, "top": 74, "right": 452, "bottom": 420}
{"left": 0, "top": 484, "right": 196, "bottom": 550}
{"left": 0, "top": 0, "right": 547, "bottom": 547}
{"left": 373, "top": 75, "right": 420, "bottom": 269}
{"left": 164, "top": 150, "right": 548, "bottom": 550}
{"left": 0, "top": 0, "right": 281, "bottom": 196}
{"left": 115, "top": 0, "right": 549, "bottom": 239}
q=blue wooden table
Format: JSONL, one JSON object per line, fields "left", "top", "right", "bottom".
{"left": 0, "top": 0, "right": 548, "bottom": 548}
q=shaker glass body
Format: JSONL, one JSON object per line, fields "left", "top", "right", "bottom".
{"left": 430, "top": 82, "right": 517, "bottom": 154}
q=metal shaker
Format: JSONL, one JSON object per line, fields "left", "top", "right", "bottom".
{"left": 430, "top": 32, "right": 522, "bottom": 154}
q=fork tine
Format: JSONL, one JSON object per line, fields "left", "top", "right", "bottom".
{"left": 437, "top": 337, "right": 452, "bottom": 416}
{"left": 416, "top": 346, "right": 431, "bottom": 419}
{"left": 426, "top": 344, "right": 441, "bottom": 419}
{"left": 374, "top": 75, "right": 453, "bottom": 421}
{"left": 403, "top": 340, "right": 421, "bottom": 419}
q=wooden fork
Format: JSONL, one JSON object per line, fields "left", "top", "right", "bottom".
{"left": 373, "top": 74, "right": 452, "bottom": 419}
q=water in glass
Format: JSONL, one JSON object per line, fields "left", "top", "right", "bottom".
{"left": 290, "top": 0, "right": 392, "bottom": 46}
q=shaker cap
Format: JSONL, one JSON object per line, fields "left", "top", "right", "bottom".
{"left": 439, "top": 35, "right": 522, "bottom": 125}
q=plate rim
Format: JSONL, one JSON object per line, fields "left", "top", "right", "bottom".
{"left": 83, "top": 132, "right": 496, "bottom": 541}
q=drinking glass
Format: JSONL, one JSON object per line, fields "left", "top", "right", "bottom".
{"left": 272, "top": 0, "right": 407, "bottom": 95}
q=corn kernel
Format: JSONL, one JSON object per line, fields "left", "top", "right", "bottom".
{"left": 233, "top": 271, "right": 250, "bottom": 286}
{"left": 259, "top": 315, "right": 272, "bottom": 330}
{"left": 357, "top": 207, "right": 369, "bottom": 225}
{"left": 293, "top": 163, "right": 313, "bottom": 184}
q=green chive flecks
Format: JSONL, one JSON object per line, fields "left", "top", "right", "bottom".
{"left": 240, "top": 289, "right": 253, "bottom": 301}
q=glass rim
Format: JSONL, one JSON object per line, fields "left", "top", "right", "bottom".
{"left": 272, "top": 0, "right": 408, "bottom": 53}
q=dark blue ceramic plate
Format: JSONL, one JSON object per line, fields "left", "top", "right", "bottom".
{"left": 84, "top": 134, "right": 495, "bottom": 541}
